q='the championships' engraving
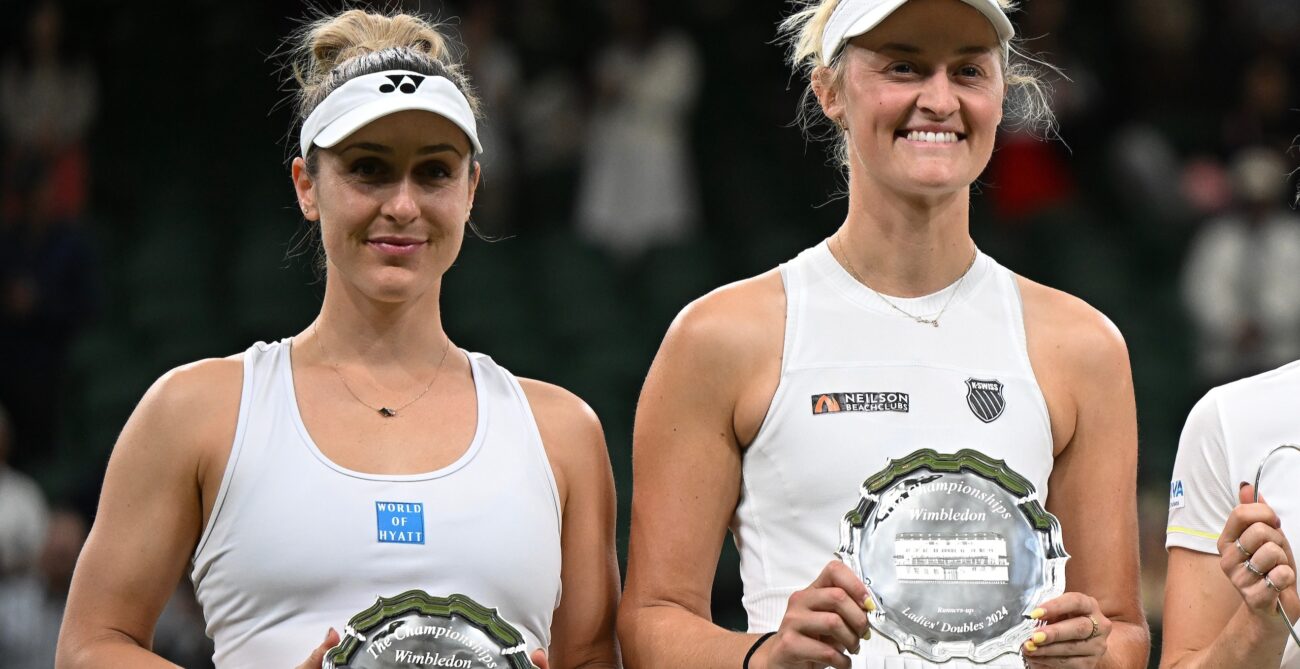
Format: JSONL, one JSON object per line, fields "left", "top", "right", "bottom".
{"left": 365, "top": 621, "right": 499, "bottom": 667}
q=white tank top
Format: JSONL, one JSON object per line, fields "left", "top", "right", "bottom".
{"left": 734, "top": 242, "right": 1055, "bottom": 668}
{"left": 191, "top": 339, "right": 562, "bottom": 669}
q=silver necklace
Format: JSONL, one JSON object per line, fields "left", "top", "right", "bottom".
{"left": 834, "top": 234, "right": 978, "bottom": 328}
{"left": 313, "top": 322, "right": 452, "bottom": 418}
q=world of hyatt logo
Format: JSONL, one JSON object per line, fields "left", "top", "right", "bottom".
{"left": 376, "top": 501, "right": 425, "bottom": 544}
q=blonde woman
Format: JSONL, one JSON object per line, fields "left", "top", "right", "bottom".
{"left": 617, "top": 0, "right": 1148, "bottom": 667}
{"left": 56, "top": 10, "right": 619, "bottom": 669}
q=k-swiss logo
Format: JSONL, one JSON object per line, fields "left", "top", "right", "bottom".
{"left": 811, "top": 391, "right": 910, "bottom": 414}
{"left": 379, "top": 74, "right": 426, "bottom": 94}
{"left": 965, "top": 378, "right": 1006, "bottom": 423}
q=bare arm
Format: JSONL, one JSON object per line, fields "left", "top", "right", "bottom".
{"left": 1021, "top": 279, "right": 1150, "bottom": 669}
{"left": 522, "top": 380, "right": 622, "bottom": 669}
{"left": 56, "top": 359, "right": 241, "bottom": 668}
{"left": 1160, "top": 492, "right": 1299, "bottom": 669}
{"left": 618, "top": 277, "right": 870, "bottom": 669}
{"left": 618, "top": 287, "right": 758, "bottom": 669}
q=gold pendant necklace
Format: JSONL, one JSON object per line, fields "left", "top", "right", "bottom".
{"left": 313, "top": 322, "right": 452, "bottom": 418}
{"left": 833, "top": 234, "right": 977, "bottom": 328}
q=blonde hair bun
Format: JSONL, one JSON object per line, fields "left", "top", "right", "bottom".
{"left": 287, "top": 8, "right": 479, "bottom": 131}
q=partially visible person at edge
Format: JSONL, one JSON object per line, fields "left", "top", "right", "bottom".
{"left": 617, "top": 0, "right": 1149, "bottom": 667}
{"left": 1162, "top": 359, "right": 1300, "bottom": 668}
{"left": 55, "top": 9, "right": 620, "bottom": 669}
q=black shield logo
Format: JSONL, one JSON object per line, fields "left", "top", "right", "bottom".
{"left": 965, "top": 378, "right": 1006, "bottom": 423}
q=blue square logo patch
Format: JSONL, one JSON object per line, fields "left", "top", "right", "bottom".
{"left": 375, "top": 501, "right": 425, "bottom": 544}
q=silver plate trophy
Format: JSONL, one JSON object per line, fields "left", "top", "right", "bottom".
{"left": 1253, "top": 444, "right": 1300, "bottom": 647}
{"left": 838, "top": 449, "right": 1069, "bottom": 664}
{"left": 323, "top": 591, "right": 537, "bottom": 669}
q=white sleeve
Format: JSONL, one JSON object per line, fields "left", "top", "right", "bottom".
{"left": 1166, "top": 390, "right": 1238, "bottom": 554}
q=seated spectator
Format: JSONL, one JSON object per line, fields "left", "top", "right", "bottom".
{"left": 1181, "top": 147, "right": 1300, "bottom": 388}
{"left": 0, "top": 403, "right": 48, "bottom": 579}
{"left": 0, "top": 507, "right": 84, "bottom": 667}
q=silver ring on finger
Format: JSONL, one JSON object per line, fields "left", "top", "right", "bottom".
{"left": 1264, "top": 574, "right": 1283, "bottom": 594}
{"left": 1235, "top": 538, "right": 1253, "bottom": 558}
{"left": 1087, "top": 615, "right": 1099, "bottom": 640}
{"left": 1245, "top": 560, "right": 1267, "bottom": 578}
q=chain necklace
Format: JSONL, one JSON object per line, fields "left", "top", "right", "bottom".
{"left": 833, "top": 234, "right": 978, "bottom": 328}
{"left": 313, "top": 322, "right": 452, "bottom": 418}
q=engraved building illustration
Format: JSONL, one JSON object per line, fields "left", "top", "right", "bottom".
{"left": 893, "top": 532, "right": 1010, "bottom": 584}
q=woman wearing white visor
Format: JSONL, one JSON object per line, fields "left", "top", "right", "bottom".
{"left": 56, "top": 9, "right": 620, "bottom": 669}
{"left": 618, "top": 0, "right": 1147, "bottom": 667}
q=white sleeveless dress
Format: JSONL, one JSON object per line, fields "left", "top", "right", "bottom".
{"left": 733, "top": 242, "right": 1055, "bottom": 668}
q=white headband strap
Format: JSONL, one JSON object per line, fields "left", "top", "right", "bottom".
{"left": 820, "top": 0, "right": 1014, "bottom": 64}
{"left": 299, "top": 70, "right": 481, "bottom": 157}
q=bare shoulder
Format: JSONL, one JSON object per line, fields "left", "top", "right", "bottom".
{"left": 518, "top": 378, "right": 604, "bottom": 447}
{"left": 1017, "top": 276, "right": 1133, "bottom": 453}
{"left": 144, "top": 355, "right": 244, "bottom": 428}
{"left": 659, "top": 269, "right": 785, "bottom": 373}
{"left": 1016, "top": 275, "right": 1129, "bottom": 373}
{"left": 647, "top": 269, "right": 785, "bottom": 445}
{"left": 517, "top": 378, "right": 610, "bottom": 507}
{"left": 122, "top": 355, "right": 245, "bottom": 469}
{"left": 154, "top": 354, "right": 244, "bottom": 399}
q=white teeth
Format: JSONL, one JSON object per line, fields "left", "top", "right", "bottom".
{"left": 905, "top": 131, "right": 960, "bottom": 144}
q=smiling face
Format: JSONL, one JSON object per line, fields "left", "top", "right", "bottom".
{"left": 816, "top": 0, "right": 1005, "bottom": 200}
{"left": 292, "top": 109, "right": 478, "bottom": 304}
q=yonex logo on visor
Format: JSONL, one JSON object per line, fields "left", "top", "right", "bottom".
{"left": 299, "top": 69, "right": 482, "bottom": 157}
{"left": 379, "top": 74, "right": 425, "bottom": 93}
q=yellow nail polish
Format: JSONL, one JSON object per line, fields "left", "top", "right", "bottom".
{"left": 862, "top": 626, "right": 872, "bottom": 641}
{"left": 1032, "top": 632, "right": 1047, "bottom": 644}
{"left": 863, "top": 596, "right": 877, "bottom": 612}
{"left": 1029, "top": 608, "right": 1045, "bottom": 620}
{"left": 1025, "top": 641, "right": 1037, "bottom": 653}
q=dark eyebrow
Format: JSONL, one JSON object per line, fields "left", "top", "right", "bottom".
{"left": 338, "top": 142, "right": 391, "bottom": 155}
{"left": 417, "top": 143, "right": 463, "bottom": 157}
{"left": 337, "top": 142, "right": 464, "bottom": 157}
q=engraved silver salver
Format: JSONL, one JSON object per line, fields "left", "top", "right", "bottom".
{"left": 838, "top": 449, "right": 1069, "bottom": 664}
{"left": 323, "top": 591, "right": 536, "bottom": 668}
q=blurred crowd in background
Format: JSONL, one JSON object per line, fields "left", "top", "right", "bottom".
{"left": 0, "top": 0, "right": 1297, "bottom": 666}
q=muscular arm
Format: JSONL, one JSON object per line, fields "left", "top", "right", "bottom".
{"left": 618, "top": 276, "right": 784, "bottom": 669}
{"left": 1021, "top": 278, "right": 1150, "bottom": 668}
{"left": 522, "top": 380, "right": 622, "bottom": 669}
{"left": 56, "top": 359, "right": 241, "bottom": 668}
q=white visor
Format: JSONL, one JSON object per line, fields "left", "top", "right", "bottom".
{"left": 299, "top": 70, "right": 482, "bottom": 157}
{"left": 821, "top": 0, "right": 1014, "bottom": 63}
